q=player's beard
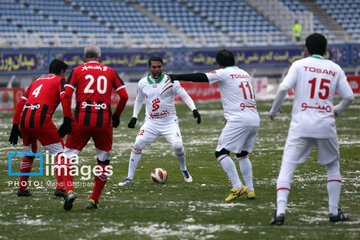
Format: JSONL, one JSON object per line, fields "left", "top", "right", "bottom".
{"left": 152, "top": 71, "right": 162, "bottom": 80}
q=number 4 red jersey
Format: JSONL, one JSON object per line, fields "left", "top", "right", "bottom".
{"left": 64, "top": 61, "right": 128, "bottom": 127}
{"left": 13, "top": 74, "right": 66, "bottom": 128}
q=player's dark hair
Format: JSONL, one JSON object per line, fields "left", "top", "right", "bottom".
{"left": 216, "top": 49, "right": 235, "bottom": 67}
{"left": 306, "top": 33, "right": 327, "bottom": 56}
{"left": 49, "top": 59, "right": 68, "bottom": 75}
{"left": 148, "top": 56, "right": 163, "bottom": 66}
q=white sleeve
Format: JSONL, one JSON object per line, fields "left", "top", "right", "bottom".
{"left": 177, "top": 87, "right": 196, "bottom": 111}
{"left": 205, "top": 70, "right": 222, "bottom": 85}
{"left": 333, "top": 96, "right": 354, "bottom": 116}
{"left": 281, "top": 64, "right": 298, "bottom": 89}
{"left": 132, "top": 85, "right": 144, "bottom": 118}
{"left": 336, "top": 70, "right": 354, "bottom": 99}
{"left": 269, "top": 84, "right": 290, "bottom": 116}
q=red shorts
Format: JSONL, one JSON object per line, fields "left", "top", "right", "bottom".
{"left": 65, "top": 125, "right": 113, "bottom": 152}
{"left": 21, "top": 121, "right": 64, "bottom": 154}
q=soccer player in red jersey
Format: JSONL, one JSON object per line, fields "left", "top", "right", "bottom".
{"left": 59, "top": 45, "right": 128, "bottom": 210}
{"left": 9, "top": 59, "right": 70, "bottom": 198}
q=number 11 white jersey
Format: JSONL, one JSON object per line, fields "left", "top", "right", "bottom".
{"left": 205, "top": 66, "right": 260, "bottom": 126}
{"left": 281, "top": 55, "right": 353, "bottom": 138}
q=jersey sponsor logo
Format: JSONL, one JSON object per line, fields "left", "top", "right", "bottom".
{"left": 152, "top": 98, "right": 160, "bottom": 112}
{"left": 81, "top": 101, "right": 107, "bottom": 110}
{"left": 209, "top": 71, "right": 217, "bottom": 74}
{"left": 149, "top": 110, "right": 170, "bottom": 119}
{"left": 301, "top": 102, "right": 331, "bottom": 113}
{"left": 81, "top": 65, "right": 107, "bottom": 71}
{"left": 240, "top": 103, "right": 257, "bottom": 110}
{"left": 303, "top": 66, "right": 336, "bottom": 77}
{"left": 23, "top": 103, "right": 40, "bottom": 110}
{"left": 230, "top": 74, "right": 251, "bottom": 79}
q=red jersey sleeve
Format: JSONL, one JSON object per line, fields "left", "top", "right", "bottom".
{"left": 113, "top": 73, "right": 128, "bottom": 116}
{"left": 12, "top": 87, "right": 31, "bottom": 125}
{"left": 62, "top": 70, "right": 75, "bottom": 118}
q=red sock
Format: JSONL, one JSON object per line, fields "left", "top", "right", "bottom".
{"left": 90, "top": 164, "right": 109, "bottom": 203}
{"left": 19, "top": 156, "right": 34, "bottom": 190}
{"left": 55, "top": 155, "right": 74, "bottom": 194}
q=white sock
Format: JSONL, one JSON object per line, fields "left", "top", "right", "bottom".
{"left": 175, "top": 149, "right": 186, "bottom": 172}
{"left": 218, "top": 155, "right": 242, "bottom": 189}
{"left": 327, "top": 181, "right": 341, "bottom": 215}
{"left": 127, "top": 150, "right": 142, "bottom": 180}
{"left": 276, "top": 189, "right": 290, "bottom": 216}
{"left": 237, "top": 156, "right": 254, "bottom": 191}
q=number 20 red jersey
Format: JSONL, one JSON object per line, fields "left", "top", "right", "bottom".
{"left": 65, "top": 61, "right": 126, "bottom": 127}
{"left": 15, "top": 74, "right": 66, "bottom": 128}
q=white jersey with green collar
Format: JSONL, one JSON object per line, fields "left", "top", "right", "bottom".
{"left": 136, "top": 73, "right": 183, "bottom": 122}
{"left": 281, "top": 55, "right": 353, "bottom": 138}
{"left": 205, "top": 66, "right": 260, "bottom": 125}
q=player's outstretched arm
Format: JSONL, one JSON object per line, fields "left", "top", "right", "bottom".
{"left": 169, "top": 73, "right": 209, "bottom": 83}
{"left": 269, "top": 84, "right": 288, "bottom": 120}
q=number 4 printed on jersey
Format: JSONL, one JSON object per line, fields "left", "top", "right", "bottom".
{"left": 32, "top": 84, "right": 43, "bottom": 98}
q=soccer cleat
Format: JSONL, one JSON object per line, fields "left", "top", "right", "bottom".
{"left": 329, "top": 208, "right": 349, "bottom": 222}
{"left": 17, "top": 189, "right": 32, "bottom": 197}
{"left": 86, "top": 199, "right": 98, "bottom": 209}
{"left": 225, "top": 186, "right": 247, "bottom": 202}
{"left": 246, "top": 190, "right": 256, "bottom": 199}
{"left": 118, "top": 178, "right": 133, "bottom": 186}
{"left": 54, "top": 189, "right": 67, "bottom": 199}
{"left": 181, "top": 170, "right": 193, "bottom": 183}
{"left": 270, "top": 211, "right": 285, "bottom": 225}
{"left": 63, "top": 191, "right": 76, "bottom": 211}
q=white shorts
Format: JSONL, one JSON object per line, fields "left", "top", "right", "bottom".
{"left": 216, "top": 121, "right": 258, "bottom": 153}
{"left": 135, "top": 118, "right": 183, "bottom": 146}
{"left": 282, "top": 135, "right": 339, "bottom": 165}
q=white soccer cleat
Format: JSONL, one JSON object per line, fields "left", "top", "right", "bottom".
{"left": 118, "top": 178, "right": 133, "bottom": 186}
{"left": 181, "top": 170, "right": 193, "bottom": 183}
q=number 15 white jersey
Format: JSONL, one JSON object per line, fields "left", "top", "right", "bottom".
{"left": 281, "top": 55, "right": 353, "bottom": 138}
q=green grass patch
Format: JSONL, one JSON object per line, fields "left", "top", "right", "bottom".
{"left": 0, "top": 97, "right": 359, "bottom": 239}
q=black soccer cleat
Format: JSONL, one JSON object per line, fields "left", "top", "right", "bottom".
{"left": 86, "top": 199, "right": 98, "bottom": 209}
{"left": 54, "top": 189, "right": 67, "bottom": 199}
{"left": 270, "top": 210, "right": 285, "bottom": 225}
{"left": 63, "top": 191, "right": 76, "bottom": 211}
{"left": 17, "top": 189, "right": 32, "bottom": 197}
{"left": 329, "top": 208, "right": 349, "bottom": 222}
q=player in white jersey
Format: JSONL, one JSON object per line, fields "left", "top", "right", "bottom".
{"left": 118, "top": 56, "right": 201, "bottom": 186}
{"left": 170, "top": 49, "right": 260, "bottom": 201}
{"left": 269, "top": 33, "right": 354, "bottom": 225}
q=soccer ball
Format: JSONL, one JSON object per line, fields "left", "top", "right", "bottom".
{"left": 150, "top": 168, "right": 168, "bottom": 184}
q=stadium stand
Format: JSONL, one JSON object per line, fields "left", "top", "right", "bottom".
{"left": 316, "top": 0, "right": 360, "bottom": 41}
{"left": 278, "top": 0, "right": 339, "bottom": 43}
{"left": 174, "top": 0, "right": 292, "bottom": 45}
{"left": 0, "top": 0, "right": 358, "bottom": 48}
